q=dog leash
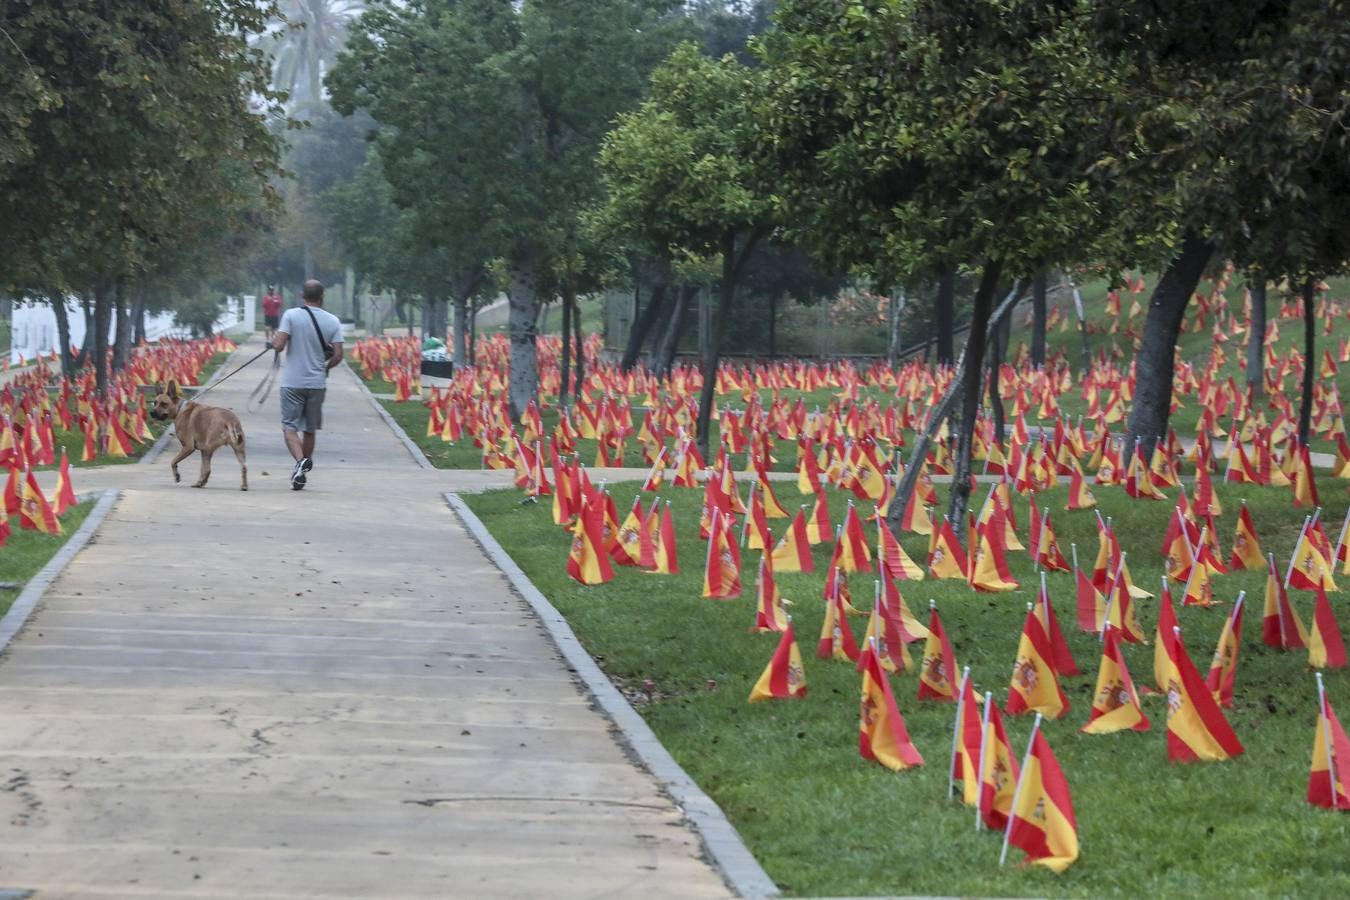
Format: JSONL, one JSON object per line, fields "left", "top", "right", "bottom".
{"left": 246, "top": 349, "right": 282, "bottom": 412}
{"left": 186, "top": 345, "right": 276, "bottom": 407}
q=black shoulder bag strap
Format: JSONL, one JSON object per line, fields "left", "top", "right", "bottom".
{"left": 301, "top": 306, "right": 334, "bottom": 360}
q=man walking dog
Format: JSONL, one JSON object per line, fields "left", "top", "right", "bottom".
{"left": 273, "top": 280, "right": 343, "bottom": 490}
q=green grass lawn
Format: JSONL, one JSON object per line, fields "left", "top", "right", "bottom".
{"left": 0, "top": 501, "right": 94, "bottom": 616}
{"left": 465, "top": 476, "right": 1350, "bottom": 897}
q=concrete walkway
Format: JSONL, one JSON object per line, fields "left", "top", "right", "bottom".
{"left": 0, "top": 335, "right": 730, "bottom": 898}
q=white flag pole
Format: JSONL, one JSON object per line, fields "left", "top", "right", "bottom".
{"left": 999, "top": 712, "right": 1043, "bottom": 866}
{"left": 974, "top": 691, "right": 993, "bottom": 832}
{"left": 948, "top": 665, "right": 971, "bottom": 801}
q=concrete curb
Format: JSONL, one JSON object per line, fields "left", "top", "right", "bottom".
{"left": 443, "top": 492, "right": 779, "bottom": 899}
{"left": 353, "top": 368, "right": 434, "bottom": 470}
{"left": 0, "top": 489, "right": 120, "bottom": 654}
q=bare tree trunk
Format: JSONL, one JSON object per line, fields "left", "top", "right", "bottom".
{"left": 987, "top": 286, "right": 1018, "bottom": 456}
{"left": 507, "top": 252, "right": 539, "bottom": 422}
{"left": 132, "top": 289, "right": 147, "bottom": 346}
{"left": 572, "top": 291, "right": 585, "bottom": 400}
{"left": 621, "top": 283, "right": 668, "bottom": 372}
{"left": 887, "top": 280, "right": 1021, "bottom": 542}
{"left": 887, "top": 292, "right": 905, "bottom": 370}
{"left": 93, "top": 283, "right": 113, "bottom": 396}
{"left": 76, "top": 292, "right": 93, "bottom": 369}
{"left": 559, "top": 289, "right": 574, "bottom": 410}
{"left": 1124, "top": 232, "right": 1214, "bottom": 458}
{"left": 1247, "top": 278, "right": 1266, "bottom": 402}
{"left": 452, "top": 297, "right": 470, "bottom": 368}
{"left": 655, "top": 284, "right": 691, "bottom": 379}
{"left": 1299, "top": 278, "right": 1316, "bottom": 446}
{"left": 935, "top": 270, "right": 955, "bottom": 365}
{"left": 51, "top": 293, "right": 75, "bottom": 377}
{"left": 948, "top": 261, "right": 1004, "bottom": 541}
{"left": 1030, "top": 271, "right": 1047, "bottom": 367}
{"left": 111, "top": 279, "right": 132, "bottom": 372}
{"left": 468, "top": 297, "right": 478, "bottom": 367}
{"left": 696, "top": 233, "right": 737, "bottom": 460}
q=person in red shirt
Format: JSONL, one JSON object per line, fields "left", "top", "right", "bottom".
{"left": 261, "top": 287, "right": 283, "bottom": 341}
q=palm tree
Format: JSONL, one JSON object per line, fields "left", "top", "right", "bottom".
{"left": 266, "top": 0, "right": 363, "bottom": 114}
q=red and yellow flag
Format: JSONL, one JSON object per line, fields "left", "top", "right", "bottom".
{"left": 978, "top": 699, "right": 1019, "bottom": 830}
{"left": 748, "top": 622, "right": 807, "bottom": 703}
{"left": 565, "top": 499, "right": 613, "bottom": 586}
{"left": 1205, "top": 592, "right": 1246, "bottom": 707}
{"left": 1229, "top": 500, "right": 1265, "bottom": 570}
{"left": 951, "top": 672, "right": 984, "bottom": 806}
{"left": 53, "top": 449, "right": 77, "bottom": 516}
{"left": 769, "top": 507, "right": 814, "bottom": 573}
{"left": 877, "top": 521, "right": 924, "bottom": 581}
{"left": 928, "top": 516, "right": 968, "bottom": 580}
{"left": 1006, "top": 605, "right": 1069, "bottom": 719}
{"left": 818, "top": 575, "right": 860, "bottom": 662}
{"left": 19, "top": 469, "right": 60, "bottom": 535}
{"left": 858, "top": 641, "right": 924, "bottom": 772}
{"left": 1161, "top": 626, "right": 1245, "bottom": 762}
{"left": 702, "top": 511, "right": 742, "bottom": 599}
{"left": 1004, "top": 727, "right": 1080, "bottom": 873}
{"left": 1082, "top": 623, "right": 1150, "bottom": 734}
{"left": 1309, "top": 677, "right": 1350, "bottom": 809}
{"left": 1263, "top": 555, "right": 1309, "bottom": 649}
{"left": 1309, "top": 581, "right": 1348, "bottom": 670}
{"left": 917, "top": 601, "right": 958, "bottom": 702}
{"left": 969, "top": 518, "right": 1019, "bottom": 593}
{"left": 652, "top": 501, "right": 679, "bottom": 574}
{"left": 1075, "top": 565, "right": 1107, "bottom": 634}
{"left": 751, "top": 556, "right": 788, "bottom": 632}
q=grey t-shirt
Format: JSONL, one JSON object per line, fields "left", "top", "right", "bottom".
{"left": 278, "top": 305, "right": 344, "bottom": 389}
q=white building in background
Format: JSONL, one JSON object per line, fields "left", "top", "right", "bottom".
{"left": 8, "top": 295, "right": 254, "bottom": 366}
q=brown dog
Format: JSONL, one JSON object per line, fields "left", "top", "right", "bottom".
{"left": 150, "top": 383, "right": 248, "bottom": 491}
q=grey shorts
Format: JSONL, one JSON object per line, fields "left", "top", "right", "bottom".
{"left": 281, "top": 387, "right": 325, "bottom": 433}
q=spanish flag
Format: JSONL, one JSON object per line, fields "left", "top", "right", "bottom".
{"left": 1003, "top": 724, "right": 1079, "bottom": 873}
{"left": 818, "top": 575, "right": 860, "bottom": 662}
{"left": 858, "top": 640, "right": 924, "bottom": 772}
{"left": 1082, "top": 623, "right": 1150, "bottom": 734}
{"left": 1154, "top": 581, "right": 1179, "bottom": 691}
{"left": 769, "top": 507, "right": 814, "bottom": 573}
{"left": 565, "top": 498, "right": 612, "bottom": 586}
{"left": 652, "top": 501, "right": 679, "bottom": 574}
{"left": 917, "top": 601, "right": 958, "bottom": 702}
{"left": 900, "top": 490, "right": 933, "bottom": 535}
{"left": 1293, "top": 443, "right": 1320, "bottom": 508}
{"left": 879, "top": 567, "right": 929, "bottom": 643}
{"left": 1006, "top": 604, "right": 1069, "bottom": 719}
{"left": 616, "top": 496, "right": 645, "bottom": 568}
{"left": 968, "top": 518, "right": 1019, "bottom": 593}
{"left": 1030, "top": 505, "right": 1069, "bottom": 572}
{"left": 744, "top": 482, "right": 771, "bottom": 550}
{"left": 1065, "top": 460, "right": 1096, "bottom": 510}
{"left": 1162, "top": 625, "right": 1244, "bottom": 762}
{"left": 1289, "top": 525, "right": 1337, "bottom": 593}
{"left": 805, "top": 488, "right": 832, "bottom": 544}
{"left": 1229, "top": 500, "right": 1265, "bottom": 570}
{"left": 797, "top": 441, "right": 823, "bottom": 494}
{"left": 702, "top": 511, "right": 742, "bottom": 599}
{"left": 748, "top": 621, "right": 807, "bottom": 703}
{"left": 1309, "top": 580, "right": 1348, "bottom": 670}
{"left": 1075, "top": 561, "right": 1107, "bottom": 634}
{"left": 928, "top": 516, "right": 968, "bottom": 580}
{"left": 978, "top": 697, "right": 1019, "bottom": 830}
{"left": 950, "top": 670, "right": 984, "bottom": 805}
{"left": 53, "top": 448, "right": 77, "bottom": 516}
{"left": 1035, "top": 574, "right": 1079, "bottom": 676}
{"left": 755, "top": 473, "right": 789, "bottom": 519}
{"left": 1205, "top": 592, "right": 1246, "bottom": 707}
{"left": 877, "top": 520, "right": 924, "bottom": 581}
{"left": 857, "top": 586, "right": 911, "bottom": 675}
{"left": 751, "top": 555, "right": 787, "bottom": 632}
{"left": 833, "top": 502, "right": 872, "bottom": 573}
{"left": 1264, "top": 554, "right": 1309, "bottom": 649}
{"left": 1308, "top": 674, "right": 1350, "bottom": 809}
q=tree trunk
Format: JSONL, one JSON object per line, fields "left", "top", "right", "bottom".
{"left": 947, "top": 261, "right": 1003, "bottom": 541}
{"left": 468, "top": 297, "right": 478, "bottom": 367}
{"left": 1030, "top": 271, "right": 1047, "bottom": 367}
{"left": 93, "top": 283, "right": 113, "bottom": 396}
{"left": 1124, "top": 232, "right": 1215, "bottom": 458}
{"left": 887, "top": 292, "right": 905, "bottom": 370}
{"left": 621, "top": 283, "right": 668, "bottom": 372}
{"left": 132, "top": 289, "right": 147, "bottom": 346}
{"left": 572, "top": 292, "right": 585, "bottom": 400}
{"left": 887, "top": 280, "right": 1022, "bottom": 542}
{"left": 768, "top": 293, "right": 777, "bottom": 359}
{"left": 1247, "top": 278, "right": 1266, "bottom": 402}
{"left": 696, "top": 232, "right": 740, "bottom": 460}
{"left": 506, "top": 254, "right": 539, "bottom": 422}
{"left": 111, "top": 280, "right": 132, "bottom": 372}
{"left": 52, "top": 293, "right": 75, "bottom": 378}
{"left": 987, "top": 288, "right": 1015, "bottom": 456}
{"left": 1299, "top": 278, "right": 1316, "bottom": 447}
{"left": 935, "top": 270, "right": 955, "bottom": 365}
{"left": 559, "top": 289, "right": 574, "bottom": 411}
{"left": 655, "top": 284, "right": 691, "bottom": 379}
{"left": 452, "top": 297, "right": 470, "bottom": 368}
{"left": 1072, "top": 280, "right": 1091, "bottom": 375}
{"left": 76, "top": 293, "right": 93, "bottom": 369}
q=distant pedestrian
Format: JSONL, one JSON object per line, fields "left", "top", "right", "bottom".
{"left": 261, "top": 286, "right": 283, "bottom": 342}
{"left": 272, "top": 280, "right": 343, "bottom": 490}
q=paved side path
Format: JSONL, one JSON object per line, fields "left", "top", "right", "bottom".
{"left": 0, "top": 335, "right": 729, "bottom": 898}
